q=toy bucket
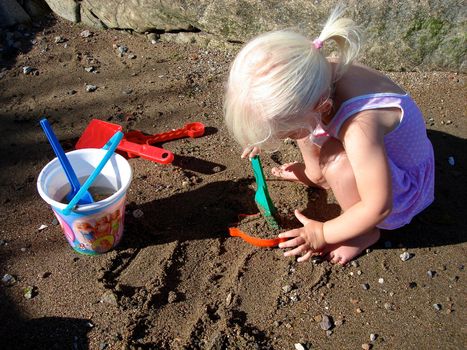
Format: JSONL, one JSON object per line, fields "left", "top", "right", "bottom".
{"left": 37, "top": 149, "right": 132, "bottom": 255}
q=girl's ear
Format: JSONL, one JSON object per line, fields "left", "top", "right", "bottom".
{"left": 314, "top": 98, "right": 333, "bottom": 114}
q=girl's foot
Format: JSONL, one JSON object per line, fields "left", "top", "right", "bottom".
{"left": 271, "top": 162, "right": 314, "bottom": 186}
{"left": 324, "top": 228, "right": 381, "bottom": 265}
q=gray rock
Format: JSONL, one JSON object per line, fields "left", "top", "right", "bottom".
{"left": 320, "top": 315, "right": 333, "bottom": 330}
{"left": 44, "top": 0, "right": 79, "bottom": 23}
{"left": 100, "top": 291, "right": 118, "bottom": 306}
{"left": 85, "top": 84, "right": 97, "bottom": 92}
{"left": 22, "top": 66, "right": 34, "bottom": 74}
{"left": 41, "top": 0, "right": 465, "bottom": 71}
{"left": 0, "top": 0, "right": 31, "bottom": 27}
{"left": 400, "top": 251, "right": 413, "bottom": 261}
{"left": 2, "top": 273, "right": 16, "bottom": 285}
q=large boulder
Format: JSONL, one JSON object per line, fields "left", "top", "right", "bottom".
{"left": 0, "top": 0, "right": 50, "bottom": 26}
{"left": 8, "top": 0, "right": 467, "bottom": 71}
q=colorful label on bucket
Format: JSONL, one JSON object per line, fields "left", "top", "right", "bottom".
{"left": 53, "top": 196, "right": 126, "bottom": 255}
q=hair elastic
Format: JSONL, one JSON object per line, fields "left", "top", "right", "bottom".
{"left": 313, "top": 38, "right": 323, "bottom": 50}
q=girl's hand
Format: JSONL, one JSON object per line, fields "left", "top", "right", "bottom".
{"left": 241, "top": 146, "right": 260, "bottom": 159}
{"left": 278, "top": 210, "right": 326, "bottom": 262}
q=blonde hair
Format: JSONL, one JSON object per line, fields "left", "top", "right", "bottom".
{"left": 224, "top": 5, "right": 362, "bottom": 149}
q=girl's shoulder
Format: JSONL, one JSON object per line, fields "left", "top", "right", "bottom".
{"left": 333, "top": 63, "right": 406, "bottom": 107}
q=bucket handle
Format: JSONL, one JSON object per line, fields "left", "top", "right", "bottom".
{"left": 61, "top": 131, "right": 124, "bottom": 215}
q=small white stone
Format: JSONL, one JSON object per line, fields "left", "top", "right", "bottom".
{"left": 294, "top": 343, "right": 306, "bottom": 350}
{"left": 38, "top": 224, "right": 48, "bottom": 231}
{"left": 400, "top": 251, "right": 413, "bottom": 261}
{"left": 378, "top": 278, "right": 384, "bottom": 284}
{"left": 448, "top": 156, "right": 455, "bottom": 166}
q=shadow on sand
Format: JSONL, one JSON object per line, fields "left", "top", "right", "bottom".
{"left": 116, "top": 129, "right": 466, "bottom": 252}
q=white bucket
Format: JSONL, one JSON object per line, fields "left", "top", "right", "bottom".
{"left": 37, "top": 149, "right": 132, "bottom": 255}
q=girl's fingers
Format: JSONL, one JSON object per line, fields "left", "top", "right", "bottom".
{"left": 297, "top": 250, "right": 313, "bottom": 263}
{"left": 294, "top": 209, "right": 310, "bottom": 225}
{"left": 278, "top": 229, "right": 300, "bottom": 239}
{"left": 241, "top": 146, "right": 260, "bottom": 159}
{"left": 283, "top": 245, "right": 308, "bottom": 257}
{"left": 278, "top": 236, "right": 304, "bottom": 249}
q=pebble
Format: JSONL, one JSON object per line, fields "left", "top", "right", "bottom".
{"left": 132, "top": 209, "right": 144, "bottom": 218}
{"left": 2, "top": 274, "right": 16, "bottom": 285}
{"left": 80, "top": 30, "right": 92, "bottom": 37}
{"left": 290, "top": 294, "right": 300, "bottom": 302}
{"left": 117, "top": 45, "right": 128, "bottom": 54}
{"left": 54, "top": 36, "right": 65, "bottom": 43}
{"left": 378, "top": 278, "right": 384, "bottom": 284}
{"left": 427, "top": 270, "right": 436, "bottom": 278}
{"left": 85, "top": 84, "right": 97, "bottom": 92}
{"left": 400, "top": 251, "right": 413, "bottom": 261}
{"left": 282, "top": 284, "right": 293, "bottom": 293}
{"left": 370, "top": 333, "right": 377, "bottom": 341}
{"left": 22, "top": 66, "right": 34, "bottom": 74}
{"left": 128, "top": 53, "right": 136, "bottom": 59}
{"left": 408, "top": 282, "right": 417, "bottom": 289}
{"left": 448, "top": 156, "right": 455, "bottom": 166}
{"left": 294, "top": 343, "right": 306, "bottom": 350}
{"left": 351, "top": 260, "right": 359, "bottom": 268}
{"left": 167, "top": 291, "right": 178, "bottom": 303}
{"left": 362, "top": 283, "right": 370, "bottom": 290}
{"left": 84, "top": 66, "right": 95, "bottom": 73}
{"left": 384, "top": 302, "right": 394, "bottom": 310}
{"left": 147, "top": 33, "right": 158, "bottom": 44}
{"left": 24, "top": 286, "right": 36, "bottom": 299}
{"left": 225, "top": 292, "right": 233, "bottom": 306}
{"left": 362, "top": 344, "right": 372, "bottom": 350}
{"left": 320, "top": 315, "right": 333, "bottom": 330}
{"left": 38, "top": 224, "right": 48, "bottom": 231}
{"left": 100, "top": 291, "right": 118, "bottom": 306}
{"left": 433, "top": 303, "right": 442, "bottom": 311}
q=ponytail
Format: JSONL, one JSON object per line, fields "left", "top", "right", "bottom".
{"left": 315, "top": 5, "right": 363, "bottom": 79}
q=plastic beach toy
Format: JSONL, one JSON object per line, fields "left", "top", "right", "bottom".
{"left": 40, "top": 118, "right": 94, "bottom": 205}
{"left": 250, "top": 155, "right": 280, "bottom": 229}
{"left": 37, "top": 131, "right": 131, "bottom": 255}
{"left": 75, "top": 119, "right": 205, "bottom": 164}
{"left": 62, "top": 130, "right": 123, "bottom": 215}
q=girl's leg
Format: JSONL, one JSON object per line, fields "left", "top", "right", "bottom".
{"left": 318, "top": 138, "right": 380, "bottom": 264}
{"left": 271, "top": 137, "right": 330, "bottom": 189}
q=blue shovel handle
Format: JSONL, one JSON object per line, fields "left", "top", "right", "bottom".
{"left": 40, "top": 118, "right": 94, "bottom": 204}
{"left": 61, "top": 131, "right": 124, "bottom": 215}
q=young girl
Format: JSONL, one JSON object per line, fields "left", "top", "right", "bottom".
{"left": 224, "top": 7, "right": 434, "bottom": 264}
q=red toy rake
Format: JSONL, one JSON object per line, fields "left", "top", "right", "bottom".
{"left": 76, "top": 119, "right": 205, "bottom": 164}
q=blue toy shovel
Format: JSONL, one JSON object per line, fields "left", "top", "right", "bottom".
{"left": 40, "top": 118, "right": 95, "bottom": 205}
{"left": 61, "top": 130, "right": 124, "bottom": 215}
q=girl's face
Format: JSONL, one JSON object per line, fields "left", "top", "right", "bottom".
{"left": 281, "top": 128, "right": 310, "bottom": 140}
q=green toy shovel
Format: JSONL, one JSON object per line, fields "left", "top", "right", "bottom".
{"left": 250, "top": 155, "right": 280, "bottom": 229}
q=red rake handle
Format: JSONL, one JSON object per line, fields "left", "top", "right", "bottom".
{"left": 228, "top": 227, "right": 288, "bottom": 248}
{"left": 146, "top": 122, "right": 205, "bottom": 144}
{"left": 118, "top": 139, "right": 174, "bottom": 164}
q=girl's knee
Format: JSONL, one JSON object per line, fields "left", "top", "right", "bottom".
{"left": 319, "top": 138, "right": 347, "bottom": 174}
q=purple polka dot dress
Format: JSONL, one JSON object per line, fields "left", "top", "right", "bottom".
{"left": 312, "top": 93, "right": 435, "bottom": 230}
